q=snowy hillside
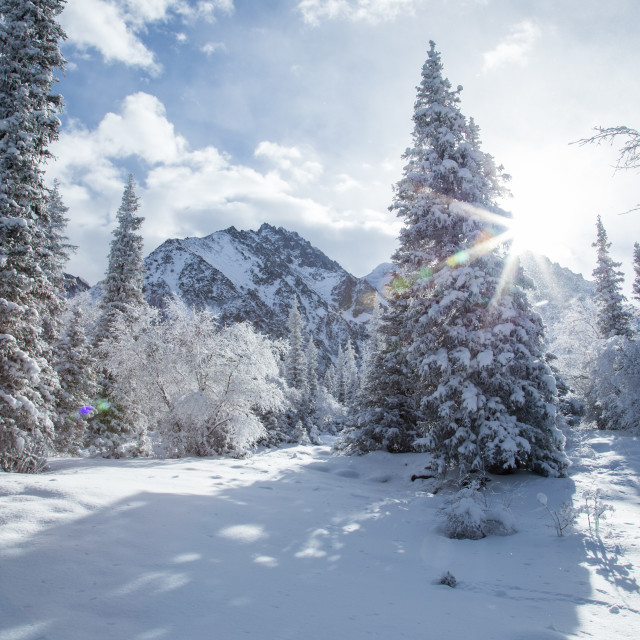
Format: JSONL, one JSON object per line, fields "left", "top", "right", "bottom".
{"left": 1, "top": 428, "right": 638, "bottom": 639}
{"left": 143, "top": 223, "right": 378, "bottom": 362}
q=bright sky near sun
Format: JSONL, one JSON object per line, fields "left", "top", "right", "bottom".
{"left": 48, "top": 0, "right": 640, "bottom": 291}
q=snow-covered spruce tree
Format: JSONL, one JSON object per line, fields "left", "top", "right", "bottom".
{"left": 54, "top": 306, "right": 98, "bottom": 453}
{"left": 41, "top": 180, "right": 75, "bottom": 345}
{"left": 305, "top": 335, "right": 319, "bottom": 399}
{"left": 339, "top": 42, "right": 567, "bottom": 477}
{"left": 585, "top": 334, "right": 640, "bottom": 431}
{"left": 87, "top": 175, "right": 149, "bottom": 458}
{"left": 585, "top": 220, "right": 638, "bottom": 429}
{"left": 323, "top": 362, "right": 338, "bottom": 398}
{"left": 284, "top": 295, "right": 308, "bottom": 391}
{"left": 632, "top": 241, "right": 640, "bottom": 305}
{"left": 591, "top": 216, "right": 632, "bottom": 338}
{"left": 0, "top": 0, "right": 66, "bottom": 472}
{"left": 304, "top": 335, "right": 323, "bottom": 442}
{"left": 358, "top": 299, "right": 383, "bottom": 396}
{"left": 338, "top": 340, "right": 359, "bottom": 407}
{"left": 279, "top": 295, "right": 313, "bottom": 441}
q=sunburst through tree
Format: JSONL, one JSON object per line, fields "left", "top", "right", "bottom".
{"left": 338, "top": 41, "right": 568, "bottom": 478}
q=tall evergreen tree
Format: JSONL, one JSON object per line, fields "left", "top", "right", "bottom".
{"left": 632, "top": 241, "right": 640, "bottom": 305}
{"left": 339, "top": 340, "right": 359, "bottom": 407}
{"left": 42, "top": 179, "right": 75, "bottom": 345}
{"left": 358, "top": 300, "right": 383, "bottom": 398}
{"left": 323, "top": 362, "right": 338, "bottom": 397}
{"left": 592, "top": 216, "right": 632, "bottom": 338}
{"left": 94, "top": 174, "right": 146, "bottom": 344}
{"left": 0, "top": 0, "right": 66, "bottom": 472}
{"left": 87, "top": 175, "right": 149, "bottom": 458}
{"left": 54, "top": 305, "right": 98, "bottom": 453}
{"left": 284, "top": 296, "right": 308, "bottom": 392}
{"left": 305, "top": 336, "right": 319, "bottom": 400}
{"left": 340, "top": 42, "right": 567, "bottom": 477}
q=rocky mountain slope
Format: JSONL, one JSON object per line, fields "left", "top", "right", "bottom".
{"left": 143, "top": 224, "right": 378, "bottom": 364}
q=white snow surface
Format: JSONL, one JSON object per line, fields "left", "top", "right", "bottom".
{"left": 1, "top": 429, "right": 639, "bottom": 639}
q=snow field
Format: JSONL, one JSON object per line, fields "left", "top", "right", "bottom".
{"left": 1, "top": 430, "right": 639, "bottom": 640}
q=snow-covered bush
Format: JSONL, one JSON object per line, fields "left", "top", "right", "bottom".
{"left": 585, "top": 335, "right": 640, "bottom": 432}
{"left": 439, "top": 571, "right": 457, "bottom": 587}
{"left": 442, "top": 485, "right": 516, "bottom": 540}
{"left": 108, "top": 299, "right": 285, "bottom": 458}
{"left": 537, "top": 492, "right": 580, "bottom": 537}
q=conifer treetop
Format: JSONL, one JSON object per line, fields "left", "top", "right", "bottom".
{"left": 592, "top": 216, "right": 632, "bottom": 338}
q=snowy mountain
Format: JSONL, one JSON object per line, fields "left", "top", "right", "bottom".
{"left": 143, "top": 223, "right": 378, "bottom": 363}
{"left": 62, "top": 273, "right": 91, "bottom": 298}
{"left": 363, "top": 261, "right": 394, "bottom": 297}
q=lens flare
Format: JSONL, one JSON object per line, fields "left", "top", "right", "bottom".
{"left": 78, "top": 405, "right": 94, "bottom": 416}
{"left": 95, "top": 399, "right": 111, "bottom": 412}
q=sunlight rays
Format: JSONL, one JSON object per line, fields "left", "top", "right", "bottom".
{"left": 389, "top": 196, "right": 550, "bottom": 309}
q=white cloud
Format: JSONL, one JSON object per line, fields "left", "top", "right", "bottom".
{"left": 62, "top": 0, "right": 160, "bottom": 72}
{"left": 255, "top": 141, "right": 323, "bottom": 184}
{"left": 482, "top": 20, "right": 541, "bottom": 73}
{"left": 201, "top": 41, "right": 226, "bottom": 56}
{"left": 62, "top": 0, "right": 233, "bottom": 71}
{"left": 334, "top": 173, "right": 362, "bottom": 192}
{"left": 297, "top": 0, "right": 416, "bottom": 25}
{"left": 48, "top": 93, "right": 397, "bottom": 284}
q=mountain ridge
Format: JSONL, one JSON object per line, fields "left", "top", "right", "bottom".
{"left": 142, "top": 223, "right": 379, "bottom": 365}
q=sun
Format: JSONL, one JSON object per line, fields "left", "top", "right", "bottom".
{"left": 506, "top": 210, "right": 563, "bottom": 259}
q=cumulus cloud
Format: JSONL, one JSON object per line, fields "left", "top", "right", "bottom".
{"left": 62, "top": 0, "right": 159, "bottom": 72}
{"left": 48, "top": 93, "right": 397, "bottom": 284}
{"left": 297, "top": 0, "right": 416, "bottom": 25}
{"left": 255, "top": 141, "right": 323, "bottom": 184}
{"left": 61, "top": 0, "right": 233, "bottom": 71}
{"left": 482, "top": 20, "right": 541, "bottom": 73}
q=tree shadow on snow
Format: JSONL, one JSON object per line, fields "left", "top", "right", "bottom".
{"left": 0, "top": 454, "right": 599, "bottom": 640}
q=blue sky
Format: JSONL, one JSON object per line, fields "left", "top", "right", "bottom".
{"left": 48, "top": 0, "right": 640, "bottom": 290}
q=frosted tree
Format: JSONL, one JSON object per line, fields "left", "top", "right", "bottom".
{"left": 305, "top": 336, "right": 319, "bottom": 399}
{"left": 592, "top": 216, "right": 632, "bottom": 338}
{"left": 632, "top": 242, "right": 640, "bottom": 304}
{"left": 358, "top": 300, "right": 384, "bottom": 398}
{"left": 576, "top": 125, "right": 639, "bottom": 213}
{"left": 323, "top": 362, "right": 338, "bottom": 397}
{"left": 585, "top": 335, "right": 640, "bottom": 431}
{"left": 108, "top": 299, "right": 285, "bottom": 457}
{"left": 54, "top": 306, "right": 98, "bottom": 453}
{"left": 340, "top": 42, "right": 567, "bottom": 477}
{"left": 94, "top": 175, "right": 146, "bottom": 344}
{"left": 87, "top": 175, "right": 149, "bottom": 458}
{"left": 284, "top": 296, "right": 308, "bottom": 391}
{"left": 339, "top": 340, "right": 359, "bottom": 407}
{"left": 41, "top": 180, "right": 75, "bottom": 345}
{"left": 274, "top": 296, "right": 312, "bottom": 441}
{"left": 0, "top": 0, "right": 66, "bottom": 472}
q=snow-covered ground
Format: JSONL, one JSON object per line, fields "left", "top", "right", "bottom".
{"left": 1, "top": 429, "right": 639, "bottom": 640}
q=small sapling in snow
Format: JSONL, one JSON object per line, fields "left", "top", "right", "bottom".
{"left": 439, "top": 571, "right": 457, "bottom": 588}
{"left": 537, "top": 492, "right": 580, "bottom": 537}
{"left": 582, "top": 488, "right": 614, "bottom": 537}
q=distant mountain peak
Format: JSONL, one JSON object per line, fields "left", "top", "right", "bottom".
{"left": 143, "top": 224, "right": 380, "bottom": 364}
